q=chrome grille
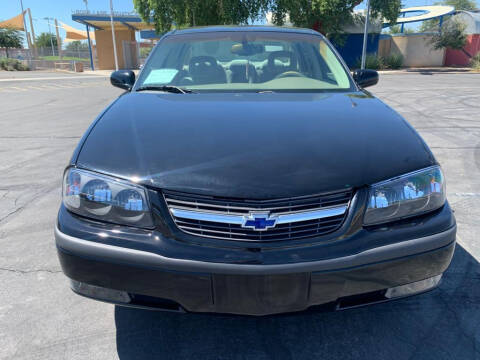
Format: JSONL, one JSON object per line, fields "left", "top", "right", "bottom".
{"left": 164, "top": 190, "right": 352, "bottom": 242}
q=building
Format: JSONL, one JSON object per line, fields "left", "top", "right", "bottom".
{"left": 72, "top": 11, "right": 155, "bottom": 70}
{"left": 444, "top": 11, "right": 480, "bottom": 66}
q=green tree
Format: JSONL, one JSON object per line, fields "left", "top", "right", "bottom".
{"left": 65, "top": 41, "right": 89, "bottom": 51}
{"left": 134, "top": 0, "right": 270, "bottom": 33}
{"left": 429, "top": 18, "right": 471, "bottom": 57}
{"left": 443, "top": 0, "right": 477, "bottom": 10}
{"left": 271, "top": 0, "right": 401, "bottom": 36}
{"left": 384, "top": 24, "right": 415, "bottom": 34}
{"left": 35, "top": 32, "right": 58, "bottom": 48}
{"left": 0, "top": 28, "right": 23, "bottom": 58}
{"left": 420, "top": 18, "right": 440, "bottom": 32}
{"left": 420, "top": 0, "right": 477, "bottom": 32}
{"left": 134, "top": 0, "right": 402, "bottom": 37}
{"left": 385, "top": 24, "right": 402, "bottom": 34}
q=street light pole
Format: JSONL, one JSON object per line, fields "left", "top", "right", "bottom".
{"left": 28, "top": 8, "right": 37, "bottom": 57}
{"left": 54, "top": 18, "right": 63, "bottom": 59}
{"left": 19, "top": 0, "right": 31, "bottom": 60}
{"left": 83, "top": 0, "right": 95, "bottom": 70}
{"left": 110, "top": 0, "right": 119, "bottom": 70}
{"left": 361, "top": 0, "right": 371, "bottom": 70}
{"left": 44, "top": 17, "right": 55, "bottom": 57}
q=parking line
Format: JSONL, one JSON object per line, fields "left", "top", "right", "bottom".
{"left": 6, "top": 86, "right": 27, "bottom": 91}
{"left": 26, "top": 86, "right": 45, "bottom": 90}
{"left": 1, "top": 87, "right": 25, "bottom": 92}
{"left": 0, "top": 75, "right": 108, "bottom": 82}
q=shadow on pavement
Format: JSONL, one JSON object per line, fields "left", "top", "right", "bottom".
{"left": 115, "top": 245, "right": 479, "bottom": 360}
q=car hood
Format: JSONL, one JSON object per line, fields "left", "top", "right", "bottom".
{"left": 76, "top": 91, "right": 435, "bottom": 199}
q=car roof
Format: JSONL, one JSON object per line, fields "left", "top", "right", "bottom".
{"left": 167, "top": 25, "right": 321, "bottom": 37}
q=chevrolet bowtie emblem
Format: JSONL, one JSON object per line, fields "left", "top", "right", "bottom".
{"left": 242, "top": 212, "right": 277, "bottom": 231}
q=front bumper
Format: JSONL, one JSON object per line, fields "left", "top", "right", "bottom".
{"left": 56, "top": 225, "right": 456, "bottom": 315}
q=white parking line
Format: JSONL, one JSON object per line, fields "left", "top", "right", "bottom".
{"left": 3, "top": 86, "right": 27, "bottom": 92}
{"left": 451, "top": 193, "right": 480, "bottom": 197}
{"left": 0, "top": 75, "right": 108, "bottom": 82}
{"left": 0, "top": 82, "right": 106, "bottom": 93}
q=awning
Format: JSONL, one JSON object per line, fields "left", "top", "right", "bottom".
{"left": 394, "top": 6, "right": 455, "bottom": 25}
{"left": 72, "top": 12, "right": 154, "bottom": 31}
{"left": 0, "top": 11, "right": 26, "bottom": 31}
{"left": 61, "top": 22, "right": 95, "bottom": 42}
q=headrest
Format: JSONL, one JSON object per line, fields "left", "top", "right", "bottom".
{"left": 229, "top": 60, "right": 254, "bottom": 71}
{"left": 189, "top": 56, "right": 219, "bottom": 75}
{"left": 267, "top": 51, "right": 297, "bottom": 69}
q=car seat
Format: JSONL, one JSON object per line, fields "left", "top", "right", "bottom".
{"left": 188, "top": 56, "right": 227, "bottom": 85}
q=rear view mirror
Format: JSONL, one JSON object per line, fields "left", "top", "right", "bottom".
{"left": 111, "top": 70, "right": 135, "bottom": 91}
{"left": 231, "top": 43, "right": 264, "bottom": 56}
{"left": 352, "top": 69, "right": 379, "bottom": 88}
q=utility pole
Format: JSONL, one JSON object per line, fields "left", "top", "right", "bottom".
{"left": 19, "top": 0, "right": 31, "bottom": 60}
{"left": 54, "top": 18, "right": 62, "bottom": 59}
{"left": 361, "top": 0, "right": 371, "bottom": 70}
{"left": 83, "top": 0, "right": 95, "bottom": 70}
{"left": 28, "top": 8, "right": 37, "bottom": 57}
{"left": 110, "top": 0, "right": 119, "bottom": 70}
{"left": 44, "top": 17, "right": 55, "bottom": 57}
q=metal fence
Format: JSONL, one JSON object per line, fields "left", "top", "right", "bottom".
{"left": 0, "top": 47, "right": 92, "bottom": 60}
{"left": 1, "top": 43, "right": 158, "bottom": 70}
{"left": 26, "top": 59, "right": 90, "bottom": 71}
{"left": 34, "top": 47, "right": 92, "bottom": 61}
{"left": 63, "top": 49, "right": 91, "bottom": 59}
{"left": 122, "top": 41, "right": 155, "bottom": 69}
{"left": 122, "top": 41, "right": 139, "bottom": 70}
{"left": 0, "top": 48, "right": 31, "bottom": 60}
{"left": 0, "top": 46, "right": 95, "bottom": 71}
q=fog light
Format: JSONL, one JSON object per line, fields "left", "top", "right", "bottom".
{"left": 385, "top": 274, "right": 442, "bottom": 299}
{"left": 70, "top": 280, "right": 131, "bottom": 303}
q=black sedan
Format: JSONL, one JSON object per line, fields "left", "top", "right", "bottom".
{"left": 55, "top": 26, "right": 456, "bottom": 316}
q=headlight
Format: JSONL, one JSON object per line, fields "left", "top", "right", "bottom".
{"left": 364, "top": 166, "right": 446, "bottom": 226}
{"left": 63, "top": 168, "right": 154, "bottom": 228}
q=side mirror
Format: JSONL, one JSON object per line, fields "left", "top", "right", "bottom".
{"left": 352, "top": 69, "right": 379, "bottom": 88}
{"left": 110, "top": 70, "right": 135, "bottom": 91}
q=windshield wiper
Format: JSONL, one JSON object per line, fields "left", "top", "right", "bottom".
{"left": 136, "top": 85, "right": 195, "bottom": 94}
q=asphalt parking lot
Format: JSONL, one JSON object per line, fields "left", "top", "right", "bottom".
{"left": 0, "top": 71, "right": 479, "bottom": 360}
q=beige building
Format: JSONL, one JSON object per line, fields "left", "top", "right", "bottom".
{"left": 72, "top": 11, "right": 154, "bottom": 70}
{"left": 379, "top": 34, "right": 445, "bottom": 67}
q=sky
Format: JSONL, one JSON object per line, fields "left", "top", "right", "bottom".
{"left": 2, "top": 0, "right": 136, "bottom": 45}
{"left": 1, "top": 0, "right": 479, "bottom": 46}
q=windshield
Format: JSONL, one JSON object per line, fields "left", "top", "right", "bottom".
{"left": 136, "top": 30, "right": 354, "bottom": 93}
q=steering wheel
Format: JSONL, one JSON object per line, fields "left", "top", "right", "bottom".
{"left": 274, "top": 71, "right": 305, "bottom": 80}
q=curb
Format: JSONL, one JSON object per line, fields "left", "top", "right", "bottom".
{"left": 377, "top": 68, "right": 475, "bottom": 75}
